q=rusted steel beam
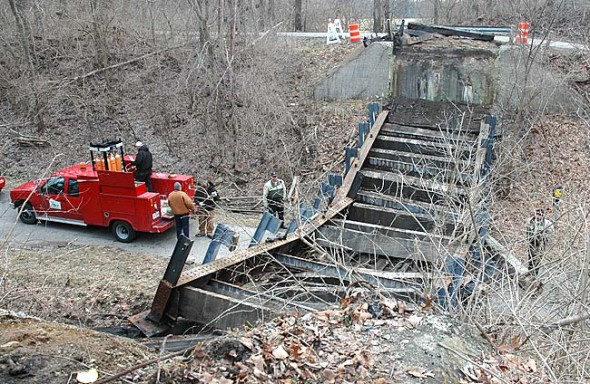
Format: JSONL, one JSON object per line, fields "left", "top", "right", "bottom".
{"left": 335, "top": 110, "right": 389, "bottom": 203}
{"left": 273, "top": 253, "right": 426, "bottom": 290}
{"left": 175, "top": 196, "right": 355, "bottom": 288}
{"left": 147, "top": 236, "right": 193, "bottom": 323}
{"left": 177, "top": 286, "right": 277, "bottom": 329}
{"left": 207, "top": 279, "right": 318, "bottom": 312}
{"left": 317, "top": 224, "right": 443, "bottom": 263}
{"left": 347, "top": 203, "right": 456, "bottom": 235}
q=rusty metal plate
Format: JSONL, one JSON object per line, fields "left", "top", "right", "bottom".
{"left": 128, "top": 310, "right": 171, "bottom": 337}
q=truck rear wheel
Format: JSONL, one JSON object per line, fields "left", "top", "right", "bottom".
{"left": 19, "top": 203, "right": 37, "bottom": 225}
{"left": 112, "top": 220, "right": 137, "bottom": 243}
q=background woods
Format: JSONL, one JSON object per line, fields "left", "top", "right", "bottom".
{"left": 0, "top": 0, "right": 359, "bottom": 187}
{"left": 1, "top": 0, "right": 589, "bottom": 183}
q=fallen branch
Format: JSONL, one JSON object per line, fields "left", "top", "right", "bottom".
{"left": 10, "top": 129, "right": 50, "bottom": 147}
{"left": 438, "top": 342, "right": 510, "bottom": 384}
{"left": 64, "top": 42, "right": 191, "bottom": 84}
{"left": 541, "top": 312, "right": 590, "bottom": 334}
{"left": 94, "top": 346, "right": 194, "bottom": 384}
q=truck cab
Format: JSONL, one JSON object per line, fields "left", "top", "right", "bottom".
{"left": 10, "top": 140, "right": 194, "bottom": 242}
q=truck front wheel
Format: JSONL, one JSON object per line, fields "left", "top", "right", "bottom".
{"left": 112, "top": 220, "right": 137, "bottom": 243}
{"left": 19, "top": 203, "right": 37, "bottom": 225}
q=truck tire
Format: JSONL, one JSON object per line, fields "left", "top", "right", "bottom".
{"left": 112, "top": 220, "right": 137, "bottom": 243}
{"left": 19, "top": 203, "right": 37, "bottom": 225}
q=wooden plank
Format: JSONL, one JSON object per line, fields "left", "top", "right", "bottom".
{"left": 373, "top": 135, "right": 475, "bottom": 159}
{"left": 380, "top": 123, "right": 474, "bottom": 143}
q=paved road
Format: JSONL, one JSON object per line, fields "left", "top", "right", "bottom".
{"left": 0, "top": 191, "right": 257, "bottom": 264}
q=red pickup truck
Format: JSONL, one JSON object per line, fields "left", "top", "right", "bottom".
{"left": 10, "top": 142, "right": 194, "bottom": 242}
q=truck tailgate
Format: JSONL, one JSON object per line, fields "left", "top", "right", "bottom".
{"left": 149, "top": 218, "right": 174, "bottom": 233}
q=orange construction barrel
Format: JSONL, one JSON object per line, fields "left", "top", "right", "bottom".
{"left": 349, "top": 23, "right": 362, "bottom": 43}
{"left": 515, "top": 21, "right": 530, "bottom": 44}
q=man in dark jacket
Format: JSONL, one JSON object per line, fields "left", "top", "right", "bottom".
{"left": 131, "top": 141, "right": 153, "bottom": 192}
{"left": 194, "top": 179, "right": 219, "bottom": 238}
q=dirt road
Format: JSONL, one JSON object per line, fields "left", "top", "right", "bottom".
{"left": 0, "top": 191, "right": 257, "bottom": 264}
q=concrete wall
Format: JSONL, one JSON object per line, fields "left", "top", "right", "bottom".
{"left": 391, "top": 45, "right": 498, "bottom": 105}
{"left": 313, "top": 38, "right": 580, "bottom": 113}
{"left": 313, "top": 42, "right": 393, "bottom": 101}
{"left": 496, "top": 45, "right": 580, "bottom": 114}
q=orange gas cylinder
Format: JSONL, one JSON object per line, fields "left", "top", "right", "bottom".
{"left": 108, "top": 153, "right": 117, "bottom": 171}
{"left": 94, "top": 157, "right": 105, "bottom": 171}
{"left": 114, "top": 153, "right": 122, "bottom": 171}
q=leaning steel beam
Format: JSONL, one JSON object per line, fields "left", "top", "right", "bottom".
{"left": 273, "top": 253, "right": 426, "bottom": 290}
{"left": 336, "top": 111, "right": 389, "bottom": 200}
{"left": 206, "top": 279, "right": 319, "bottom": 312}
{"left": 175, "top": 196, "right": 355, "bottom": 288}
{"left": 177, "top": 287, "right": 277, "bottom": 330}
{"left": 129, "top": 111, "right": 391, "bottom": 335}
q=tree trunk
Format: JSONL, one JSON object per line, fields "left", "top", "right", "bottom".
{"left": 433, "top": 0, "right": 440, "bottom": 24}
{"left": 294, "top": 0, "right": 303, "bottom": 31}
{"left": 7, "top": 0, "right": 45, "bottom": 133}
{"left": 373, "top": 0, "right": 383, "bottom": 33}
{"left": 267, "top": 0, "right": 275, "bottom": 27}
{"left": 257, "top": 0, "right": 266, "bottom": 30}
{"left": 384, "top": 0, "right": 391, "bottom": 32}
{"left": 187, "top": 0, "right": 213, "bottom": 58}
{"left": 217, "top": 0, "right": 224, "bottom": 36}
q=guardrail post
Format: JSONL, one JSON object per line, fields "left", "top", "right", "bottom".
{"left": 299, "top": 201, "right": 316, "bottom": 219}
{"left": 203, "top": 223, "right": 239, "bottom": 264}
{"left": 328, "top": 172, "right": 343, "bottom": 187}
{"left": 345, "top": 147, "right": 358, "bottom": 174}
{"left": 368, "top": 102, "right": 382, "bottom": 127}
{"left": 359, "top": 121, "right": 369, "bottom": 147}
{"left": 249, "top": 211, "right": 281, "bottom": 247}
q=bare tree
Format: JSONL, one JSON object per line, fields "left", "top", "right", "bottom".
{"left": 294, "top": 0, "right": 303, "bottom": 31}
{"left": 373, "top": 0, "right": 384, "bottom": 32}
{"left": 7, "top": 0, "right": 45, "bottom": 133}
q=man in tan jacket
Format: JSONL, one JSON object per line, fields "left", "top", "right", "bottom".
{"left": 167, "top": 182, "right": 195, "bottom": 239}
